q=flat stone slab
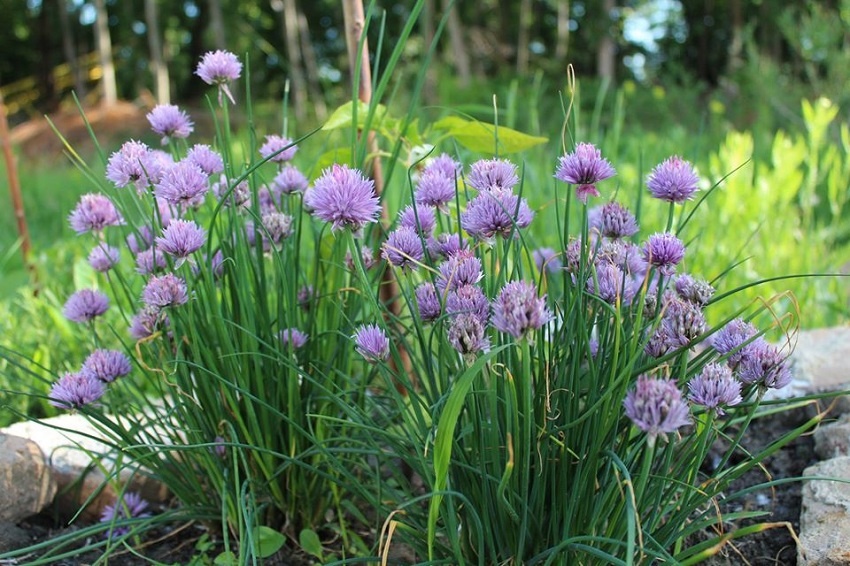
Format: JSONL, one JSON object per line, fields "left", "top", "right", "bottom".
{"left": 791, "top": 327, "right": 850, "bottom": 390}
{"left": 1, "top": 414, "right": 169, "bottom": 521}
{"left": 799, "top": 456, "right": 850, "bottom": 565}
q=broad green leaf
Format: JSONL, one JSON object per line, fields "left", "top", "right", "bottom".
{"left": 322, "top": 100, "right": 388, "bottom": 131}
{"left": 253, "top": 525, "right": 286, "bottom": 558}
{"left": 432, "top": 116, "right": 547, "bottom": 154}
{"left": 213, "top": 551, "right": 236, "bottom": 566}
{"left": 299, "top": 528, "right": 325, "bottom": 561}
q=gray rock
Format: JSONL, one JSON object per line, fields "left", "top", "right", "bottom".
{"left": 799, "top": 456, "right": 850, "bottom": 565}
{"left": 2, "top": 414, "right": 169, "bottom": 521}
{"left": 0, "top": 434, "right": 57, "bottom": 523}
{"left": 789, "top": 327, "right": 850, "bottom": 408}
{"left": 815, "top": 414, "right": 850, "bottom": 460}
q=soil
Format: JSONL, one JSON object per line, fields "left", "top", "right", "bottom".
{"left": 0, "top": 405, "right": 818, "bottom": 565}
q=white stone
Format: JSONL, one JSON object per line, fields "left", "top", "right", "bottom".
{"left": 799, "top": 457, "right": 850, "bottom": 565}
{"left": 0, "top": 433, "right": 56, "bottom": 522}
{"left": 815, "top": 414, "right": 850, "bottom": 460}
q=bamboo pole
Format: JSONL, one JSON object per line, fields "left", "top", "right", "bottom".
{"left": 341, "top": 0, "right": 414, "bottom": 391}
{"left": 0, "top": 87, "right": 37, "bottom": 291}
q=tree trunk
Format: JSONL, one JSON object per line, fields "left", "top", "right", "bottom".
{"left": 421, "top": 0, "right": 436, "bottom": 103}
{"left": 93, "top": 0, "right": 117, "bottom": 106}
{"left": 145, "top": 0, "right": 170, "bottom": 104}
{"left": 555, "top": 0, "right": 570, "bottom": 61}
{"left": 442, "top": 0, "right": 471, "bottom": 87}
{"left": 57, "top": 0, "right": 86, "bottom": 98}
{"left": 273, "top": 0, "right": 308, "bottom": 122}
{"left": 297, "top": 10, "right": 327, "bottom": 120}
{"left": 208, "top": 0, "right": 226, "bottom": 50}
{"left": 596, "top": 0, "right": 616, "bottom": 81}
{"left": 516, "top": 0, "right": 532, "bottom": 75}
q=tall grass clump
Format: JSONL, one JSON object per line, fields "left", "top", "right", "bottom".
{"left": 0, "top": 36, "right": 826, "bottom": 566}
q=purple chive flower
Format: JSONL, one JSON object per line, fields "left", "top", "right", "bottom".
{"left": 643, "top": 232, "right": 685, "bottom": 276}
{"left": 129, "top": 305, "right": 168, "bottom": 339}
{"left": 461, "top": 188, "right": 534, "bottom": 241}
{"left": 647, "top": 156, "right": 700, "bottom": 203}
{"left": 135, "top": 247, "right": 168, "bottom": 275}
{"left": 353, "top": 324, "right": 390, "bottom": 363}
{"left": 414, "top": 171, "right": 456, "bottom": 211}
{"left": 49, "top": 372, "right": 106, "bottom": 409}
{"left": 68, "top": 194, "right": 124, "bottom": 234}
{"left": 448, "top": 313, "right": 490, "bottom": 357}
{"left": 738, "top": 341, "right": 792, "bottom": 389}
{"left": 659, "top": 297, "right": 707, "bottom": 348}
{"left": 105, "top": 140, "right": 162, "bottom": 191}
{"left": 64, "top": 289, "right": 110, "bottom": 323}
{"left": 445, "top": 284, "right": 490, "bottom": 323}
{"left": 298, "top": 285, "right": 314, "bottom": 310}
{"left": 415, "top": 282, "right": 442, "bottom": 323}
{"left": 467, "top": 158, "right": 519, "bottom": 192}
{"left": 195, "top": 50, "right": 242, "bottom": 104}
{"left": 587, "top": 261, "right": 632, "bottom": 305}
{"left": 146, "top": 104, "right": 194, "bottom": 145}
{"left": 382, "top": 226, "right": 424, "bottom": 269}
{"left": 126, "top": 226, "right": 154, "bottom": 255}
{"left": 273, "top": 165, "right": 309, "bottom": 195}
{"left": 81, "top": 349, "right": 132, "bottom": 383}
{"left": 555, "top": 142, "right": 617, "bottom": 204}
{"left": 398, "top": 204, "right": 436, "bottom": 236}
{"left": 100, "top": 492, "right": 151, "bottom": 539}
{"left": 491, "top": 280, "right": 550, "bottom": 339}
{"left": 596, "top": 201, "right": 639, "bottom": 239}
{"left": 427, "top": 232, "right": 466, "bottom": 259}
{"left": 306, "top": 164, "right": 381, "bottom": 233}
{"left": 675, "top": 274, "right": 715, "bottom": 306}
{"left": 88, "top": 244, "right": 121, "bottom": 272}
{"left": 260, "top": 135, "right": 297, "bottom": 163}
{"left": 142, "top": 273, "right": 188, "bottom": 309}
{"left": 192, "top": 249, "right": 226, "bottom": 279}
{"left": 280, "top": 328, "right": 309, "bottom": 349}
{"left": 213, "top": 436, "right": 227, "bottom": 458}
{"left": 155, "top": 161, "right": 210, "bottom": 207}
{"left": 156, "top": 219, "right": 206, "bottom": 259}
{"left": 345, "top": 246, "right": 378, "bottom": 271}
{"left": 688, "top": 363, "right": 742, "bottom": 415}
{"left": 186, "top": 144, "right": 224, "bottom": 176}
{"left": 623, "top": 375, "right": 691, "bottom": 444}
{"left": 423, "top": 153, "right": 461, "bottom": 180}
{"left": 712, "top": 318, "right": 759, "bottom": 368}
{"left": 262, "top": 212, "right": 294, "bottom": 245}
{"left": 213, "top": 176, "right": 251, "bottom": 209}
{"left": 533, "top": 247, "right": 563, "bottom": 274}
{"left": 436, "top": 250, "right": 483, "bottom": 292}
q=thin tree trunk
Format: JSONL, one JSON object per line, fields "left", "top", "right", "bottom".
{"left": 0, "top": 88, "right": 36, "bottom": 291}
{"left": 421, "top": 0, "right": 436, "bottom": 104}
{"left": 516, "top": 0, "right": 532, "bottom": 75}
{"left": 93, "top": 0, "right": 117, "bottom": 105}
{"left": 341, "top": 0, "right": 412, "bottom": 392}
{"left": 208, "top": 0, "right": 226, "bottom": 50}
{"left": 442, "top": 0, "right": 471, "bottom": 87}
{"left": 145, "top": 0, "right": 170, "bottom": 104}
{"left": 596, "top": 0, "right": 616, "bottom": 81}
{"left": 58, "top": 0, "right": 86, "bottom": 98}
{"left": 555, "top": 0, "right": 570, "bottom": 60}
{"left": 273, "top": 0, "right": 308, "bottom": 122}
{"left": 297, "top": 10, "right": 327, "bottom": 120}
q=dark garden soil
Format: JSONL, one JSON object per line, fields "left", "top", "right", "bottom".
{"left": 1, "top": 404, "right": 818, "bottom": 566}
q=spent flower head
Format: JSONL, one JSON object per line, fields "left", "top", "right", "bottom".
{"left": 446, "top": 284, "right": 490, "bottom": 323}
{"left": 64, "top": 289, "right": 110, "bottom": 323}
{"left": 306, "top": 164, "right": 381, "bottom": 233}
{"left": 353, "top": 324, "right": 390, "bottom": 363}
{"left": 623, "top": 375, "right": 691, "bottom": 445}
{"left": 647, "top": 156, "right": 700, "bottom": 203}
{"left": 448, "top": 313, "right": 491, "bottom": 358}
{"left": 146, "top": 104, "right": 194, "bottom": 145}
{"left": 555, "top": 142, "right": 616, "bottom": 204}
